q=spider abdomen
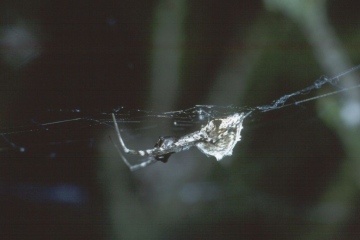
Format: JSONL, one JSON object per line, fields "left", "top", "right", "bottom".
{"left": 195, "top": 113, "right": 245, "bottom": 161}
{"left": 196, "top": 132, "right": 238, "bottom": 160}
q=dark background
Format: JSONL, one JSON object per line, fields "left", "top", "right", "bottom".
{"left": 1, "top": 0, "right": 360, "bottom": 239}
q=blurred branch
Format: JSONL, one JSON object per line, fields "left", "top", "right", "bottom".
{"left": 264, "top": 0, "right": 360, "bottom": 125}
{"left": 148, "top": 0, "right": 187, "bottom": 111}
{"left": 264, "top": 0, "right": 360, "bottom": 238}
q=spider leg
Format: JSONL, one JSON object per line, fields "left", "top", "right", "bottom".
{"left": 127, "top": 157, "right": 157, "bottom": 171}
{"left": 111, "top": 113, "right": 158, "bottom": 171}
{"left": 112, "top": 113, "right": 145, "bottom": 155}
{"left": 110, "top": 135, "right": 157, "bottom": 171}
{"left": 117, "top": 147, "right": 156, "bottom": 171}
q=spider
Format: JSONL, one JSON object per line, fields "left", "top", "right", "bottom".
{"left": 111, "top": 112, "right": 249, "bottom": 171}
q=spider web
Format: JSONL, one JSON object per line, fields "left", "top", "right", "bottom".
{"left": 1, "top": 64, "right": 360, "bottom": 155}
{"left": 0, "top": 105, "right": 250, "bottom": 153}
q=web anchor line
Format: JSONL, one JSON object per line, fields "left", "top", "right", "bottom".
{"left": 256, "top": 64, "right": 360, "bottom": 112}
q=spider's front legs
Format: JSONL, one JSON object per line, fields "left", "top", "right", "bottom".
{"left": 112, "top": 113, "right": 135, "bottom": 155}
{"left": 115, "top": 148, "right": 156, "bottom": 171}
{"left": 112, "top": 113, "right": 177, "bottom": 171}
{"left": 111, "top": 114, "right": 156, "bottom": 156}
